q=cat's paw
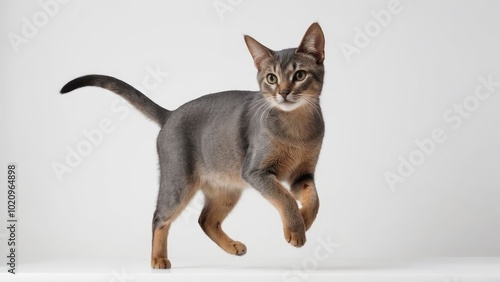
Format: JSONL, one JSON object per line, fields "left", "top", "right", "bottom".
{"left": 230, "top": 241, "right": 247, "bottom": 256}
{"left": 284, "top": 228, "right": 306, "bottom": 247}
{"left": 151, "top": 257, "right": 171, "bottom": 269}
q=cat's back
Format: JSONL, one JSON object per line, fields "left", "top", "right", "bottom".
{"left": 167, "top": 90, "right": 259, "bottom": 123}
{"left": 159, "top": 90, "right": 261, "bottom": 145}
{"left": 184, "top": 90, "right": 259, "bottom": 110}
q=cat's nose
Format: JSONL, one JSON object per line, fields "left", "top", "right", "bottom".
{"left": 279, "top": 90, "right": 291, "bottom": 99}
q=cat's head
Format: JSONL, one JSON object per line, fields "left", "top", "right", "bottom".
{"left": 244, "top": 23, "right": 325, "bottom": 112}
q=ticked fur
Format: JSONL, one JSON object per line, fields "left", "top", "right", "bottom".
{"left": 61, "top": 23, "right": 326, "bottom": 269}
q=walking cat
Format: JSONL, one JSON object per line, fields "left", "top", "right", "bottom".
{"left": 60, "top": 23, "right": 325, "bottom": 269}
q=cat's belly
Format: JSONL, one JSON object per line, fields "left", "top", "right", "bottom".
{"left": 197, "top": 169, "right": 249, "bottom": 190}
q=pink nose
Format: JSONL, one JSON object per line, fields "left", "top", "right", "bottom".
{"left": 279, "top": 90, "right": 290, "bottom": 99}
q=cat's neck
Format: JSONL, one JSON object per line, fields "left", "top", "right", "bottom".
{"left": 266, "top": 103, "right": 324, "bottom": 143}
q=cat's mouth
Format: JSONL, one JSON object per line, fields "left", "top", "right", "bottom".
{"left": 275, "top": 93, "right": 296, "bottom": 103}
{"left": 272, "top": 94, "right": 303, "bottom": 111}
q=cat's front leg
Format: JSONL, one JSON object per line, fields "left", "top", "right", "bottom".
{"left": 290, "top": 174, "right": 319, "bottom": 230}
{"left": 243, "top": 169, "right": 306, "bottom": 247}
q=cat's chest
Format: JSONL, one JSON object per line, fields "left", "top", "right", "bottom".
{"left": 262, "top": 139, "right": 320, "bottom": 181}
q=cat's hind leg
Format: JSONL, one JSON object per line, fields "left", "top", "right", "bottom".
{"left": 151, "top": 213, "right": 172, "bottom": 269}
{"left": 198, "top": 188, "right": 246, "bottom": 256}
{"left": 151, "top": 176, "right": 198, "bottom": 269}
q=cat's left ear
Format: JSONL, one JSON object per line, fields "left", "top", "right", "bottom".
{"left": 296, "top": 23, "right": 325, "bottom": 64}
{"left": 244, "top": 35, "right": 274, "bottom": 71}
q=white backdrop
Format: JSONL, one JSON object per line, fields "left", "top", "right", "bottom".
{"left": 1, "top": 0, "right": 500, "bottom": 268}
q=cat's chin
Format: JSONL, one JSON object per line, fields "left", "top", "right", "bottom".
{"left": 272, "top": 100, "right": 304, "bottom": 112}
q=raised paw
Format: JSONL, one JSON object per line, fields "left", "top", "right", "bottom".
{"left": 230, "top": 241, "right": 247, "bottom": 256}
{"left": 151, "top": 257, "right": 171, "bottom": 269}
{"left": 284, "top": 228, "right": 306, "bottom": 247}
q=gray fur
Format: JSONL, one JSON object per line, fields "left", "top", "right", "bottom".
{"left": 61, "top": 23, "right": 326, "bottom": 264}
{"left": 61, "top": 75, "right": 170, "bottom": 125}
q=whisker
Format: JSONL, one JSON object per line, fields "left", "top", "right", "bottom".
{"left": 259, "top": 97, "right": 274, "bottom": 128}
{"left": 299, "top": 95, "right": 323, "bottom": 122}
{"left": 249, "top": 98, "right": 267, "bottom": 123}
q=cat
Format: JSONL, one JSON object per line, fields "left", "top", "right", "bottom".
{"left": 60, "top": 22, "right": 325, "bottom": 269}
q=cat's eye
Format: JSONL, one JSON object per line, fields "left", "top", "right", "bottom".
{"left": 266, "top": 74, "right": 278, "bottom": 84}
{"left": 294, "top": 71, "right": 306, "bottom": 81}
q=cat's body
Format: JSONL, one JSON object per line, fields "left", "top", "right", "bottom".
{"left": 61, "top": 23, "right": 326, "bottom": 269}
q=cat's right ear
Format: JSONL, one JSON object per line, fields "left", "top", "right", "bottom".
{"left": 244, "top": 35, "right": 274, "bottom": 71}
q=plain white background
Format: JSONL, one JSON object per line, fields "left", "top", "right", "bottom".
{"left": 1, "top": 0, "right": 500, "bottom": 275}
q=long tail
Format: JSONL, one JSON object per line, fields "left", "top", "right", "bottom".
{"left": 60, "top": 75, "right": 170, "bottom": 125}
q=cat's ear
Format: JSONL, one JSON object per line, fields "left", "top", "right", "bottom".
{"left": 296, "top": 22, "right": 325, "bottom": 64}
{"left": 244, "top": 35, "right": 274, "bottom": 71}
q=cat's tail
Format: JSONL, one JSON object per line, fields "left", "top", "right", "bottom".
{"left": 60, "top": 75, "right": 170, "bottom": 126}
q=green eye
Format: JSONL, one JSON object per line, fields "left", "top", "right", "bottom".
{"left": 266, "top": 74, "right": 277, "bottom": 84}
{"left": 294, "top": 70, "right": 306, "bottom": 81}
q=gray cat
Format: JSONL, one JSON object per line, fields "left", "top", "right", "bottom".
{"left": 61, "top": 23, "right": 325, "bottom": 269}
